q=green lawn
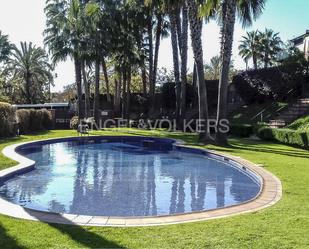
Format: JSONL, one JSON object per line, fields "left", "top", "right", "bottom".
{"left": 0, "top": 129, "right": 309, "bottom": 249}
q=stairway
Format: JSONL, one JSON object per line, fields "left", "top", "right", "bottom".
{"left": 269, "top": 98, "right": 309, "bottom": 128}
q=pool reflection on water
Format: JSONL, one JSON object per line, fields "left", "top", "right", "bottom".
{"left": 0, "top": 140, "right": 260, "bottom": 217}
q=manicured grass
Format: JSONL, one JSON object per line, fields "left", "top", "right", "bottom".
{"left": 0, "top": 129, "right": 309, "bottom": 249}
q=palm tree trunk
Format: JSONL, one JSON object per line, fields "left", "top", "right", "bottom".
{"left": 253, "top": 54, "right": 258, "bottom": 70}
{"left": 126, "top": 68, "right": 131, "bottom": 120}
{"left": 94, "top": 59, "right": 100, "bottom": 123}
{"left": 180, "top": 4, "right": 188, "bottom": 120}
{"left": 122, "top": 68, "right": 127, "bottom": 119}
{"left": 216, "top": 0, "right": 237, "bottom": 145}
{"left": 148, "top": 17, "right": 154, "bottom": 100}
{"left": 74, "top": 57, "right": 83, "bottom": 120}
{"left": 169, "top": 10, "right": 181, "bottom": 121}
{"left": 175, "top": 8, "right": 182, "bottom": 55}
{"left": 192, "top": 63, "right": 197, "bottom": 88}
{"left": 153, "top": 14, "right": 162, "bottom": 86}
{"left": 25, "top": 73, "right": 32, "bottom": 104}
{"left": 114, "top": 75, "right": 121, "bottom": 116}
{"left": 187, "top": 0, "right": 210, "bottom": 143}
{"left": 141, "top": 66, "right": 147, "bottom": 97}
{"left": 102, "top": 58, "right": 111, "bottom": 108}
{"left": 264, "top": 53, "right": 268, "bottom": 68}
{"left": 82, "top": 61, "right": 90, "bottom": 118}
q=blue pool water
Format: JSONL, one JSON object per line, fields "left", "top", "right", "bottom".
{"left": 0, "top": 137, "right": 261, "bottom": 217}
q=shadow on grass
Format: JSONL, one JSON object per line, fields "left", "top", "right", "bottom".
{"left": 0, "top": 224, "right": 25, "bottom": 249}
{"left": 139, "top": 130, "right": 309, "bottom": 159}
{"left": 24, "top": 211, "right": 124, "bottom": 249}
{"left": 228, "top": 139, "right": 309, "bottom": 159}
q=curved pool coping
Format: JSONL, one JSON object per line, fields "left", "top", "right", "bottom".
{"left": 0, "top": 136, "right": 282, "bottom": 227}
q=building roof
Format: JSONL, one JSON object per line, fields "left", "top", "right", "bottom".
{"left": 13, "top": 103, "right": 69, "bottom": 109}
{"left": 290, "top": 30, "right": 309, "bottom": 45}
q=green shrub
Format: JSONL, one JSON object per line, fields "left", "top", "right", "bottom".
{"left": 41, "top": 109, "right": 53, "bottom": 129}
{"left": 29, "top": 109, "right": 44, "bottom": 131}
{"left": 230, "top": 124, "right": 253, "bottom": 137}
{"left": 0, "top": 102, "right": 16, "bottom": 137}
{"left": 16, "top": 109, "right": 31, "bottom": 134}
{"left": 16, "top": 109, "right": 53, "bottom": 134}
{"left": 257, "top": 127, "right": 309, "bottom": 148}
{"left": 287, "top": 115, "right": 309, "bottom": 131}
{"left": 253, "top": 122, "right": 269, "bottom": 134}
{"left": 70, "top": 116, "right": 79, "bottom": 130}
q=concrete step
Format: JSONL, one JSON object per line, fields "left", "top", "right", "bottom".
{"left": 267, "top": 97, "right": 309, "bottom": 128}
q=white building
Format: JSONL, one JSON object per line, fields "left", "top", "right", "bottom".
{"left": 291, "top": 30, "right": 309, "bottom": 60}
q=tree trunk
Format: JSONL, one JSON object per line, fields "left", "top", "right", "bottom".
{"left": 187, "top": 0, "right": 210, "bottom": 143}
{"left": 253, "top": 54, "right": 258, "bottom": 70}
{"left": 264, "top": 53, "right": 269, "bottom": 68}
{"left": 74, "top": 57, "right": 83, "bottom": 120}
{"left": 114, "top": 74, "right": 121, "bottom": 116}
{"left": 82, "top": 61, "right": 90, "bottom": 118}
{"left": 169, "top": 10, "right": 181, "bottom": 122}
{"left": 148, "top": 17, "right": 154, "bottom": 100}
{"left": 102, "top": 58, "right": 111, "bottom": 108}
{"left": 216, "top": 0, "right": 237, "bottom": 145}
{"left": 126, "top": 68, "right": 131, "bottom": 120}
{"left": 141, "top": 66, "right": 147, "bottom": 97}
{"left": 94, "top": 59, "right": 100, "bottom": 123}
{"left": 122, "top": 68, "right": 127, "bottom": 119}
{"left": 153, "top": 14, "right": 162, "bottom": 86}
{"left": 25, "top": 73, "right": 32, "bottom": 104}
{"left": 180, "top": 4, "right": 188, "bottom": 120}
{"left": 175, "top": 8, "right": 182, "bottom": 55}
{"left": 192, "top": 63, "right": 197, "bottom": 89}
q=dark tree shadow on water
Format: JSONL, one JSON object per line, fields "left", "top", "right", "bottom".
{"left": 0, "top": 224, "right": 25, "bottom": 249}
{"left": 25, "top": 210, "right": 125, "bottom": 249}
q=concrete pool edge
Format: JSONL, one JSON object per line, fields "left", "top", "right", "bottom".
{"left": 0, "top": 136, "right": 282, "bottom": 227}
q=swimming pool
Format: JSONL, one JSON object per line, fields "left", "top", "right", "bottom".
{"left": 0, "top": 136, "right": 262, "bottom": 217}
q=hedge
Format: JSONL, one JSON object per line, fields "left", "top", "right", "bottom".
{"left": 16, "top": 109, "right": 30, "bottom": 134}
{"left": 230, "top": 124, "right": 254, "bottom": 137}
{"left": 233, "top": 64, "right": 305, "bottom": 104}
{"left": 0, "top": 102, "right": 16, "bottom": 137}
{"left": 257, "top": 127, "right": 309, "bottom": 149}
{"left": 16, "top": 109, "right": 53, "bottom": 134}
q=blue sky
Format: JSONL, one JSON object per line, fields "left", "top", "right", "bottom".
{"left": 248, "top": 0, "right": 309, "bottom": 41}
{"left": 0, "top": 0, "right": 308, "bottom": 92}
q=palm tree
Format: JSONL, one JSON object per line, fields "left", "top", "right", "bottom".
{"left": 7, "top": 42, "right": 53, "bottom": 104}
{"left": 169, "top": 8, "right": 181, "bottom": 119}
{"left": 153, "top": 13, "right": 170, "bottom": 88}
{"left": 259, "top": 28, "right": 282, "bottom": 68}
{"left": 0, "top": 31, "right": 12, "bottom": 65}
{"left": 215, "top": 0, "right": 237, "bottom": 145}
{"left": 102, "top": 58, "right": 111, "bottom": 107}
{"left": 84, "top": 1, "right": 103, "bottom": 123}
{"left": 204, "top": 55, "right": 220, "bottom": 80}
{"left": 179, "top": 3, "right": 189, "bottom": 122}
{"left": 205, "top": 55, "right": 236, "bottom": 81}
{"left": 239, "top": 30, "right": 261, "bottom": 70}
{"left": 202, "top": 0, "right": 266, "bottom": 145}
{"left": 81, "top": 62, "right": 91, "bottom": 118}
{"left": 44, "top": 0, "right": 84, "bottom": 118}
{"left": 187, "top": 0, "right": 210, "bottom": 143}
